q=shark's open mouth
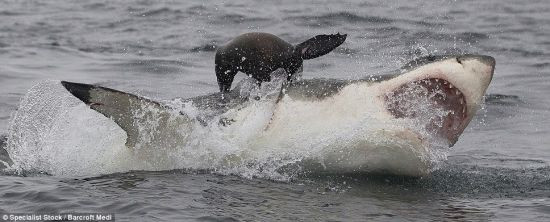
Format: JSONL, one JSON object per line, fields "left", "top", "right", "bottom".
{"left": 385, "top": 78, "right": 467, "bottom": 144}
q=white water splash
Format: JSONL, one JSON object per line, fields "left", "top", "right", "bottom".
{"left": 6, "top": 81, "right": 136, "bottom": 176}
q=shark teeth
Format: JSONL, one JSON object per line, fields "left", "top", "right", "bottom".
{"left": 385, "top": 77, "right": 468, "bottom": 143}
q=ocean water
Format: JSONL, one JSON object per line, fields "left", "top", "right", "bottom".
{"left": 1, "top": 0, "right": 549, "bottom": 221}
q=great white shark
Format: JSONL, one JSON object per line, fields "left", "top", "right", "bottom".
{"left": 57, "top": 54, "right": 495, "bottom": 176}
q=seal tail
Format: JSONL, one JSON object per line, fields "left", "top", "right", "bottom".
{"left": 61, "top": 81, "right": 192, "bottom": 148}
{"left": 294, "top": 33, "right": 347, "bottom": 60}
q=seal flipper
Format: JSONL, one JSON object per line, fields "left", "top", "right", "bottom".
{"left": 295, "top": 33, "right": 347, "bottom": 60}
{"left": 61, "top": 81, "right": 193, "bottom": 149}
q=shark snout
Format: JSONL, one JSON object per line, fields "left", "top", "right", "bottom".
{"left": 458, "top": 54, "right": 495, "bottom": 67}
{"left": 458, "top": 54, "right": 495, "bottom": 81}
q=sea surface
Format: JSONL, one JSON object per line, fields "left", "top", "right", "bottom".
{"left": 1, "top": 0, "right": 550, "bottom": 221}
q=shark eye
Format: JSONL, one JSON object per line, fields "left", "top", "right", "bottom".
{"left": 456, "top": 57, "right": 463, "bottom": 65}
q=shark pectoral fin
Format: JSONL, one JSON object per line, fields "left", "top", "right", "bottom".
{"left": 295, "top": 33, "right": 347, "bottom": 60}
{"left": 61, "top": 81, "right": 193, "bottom": 149}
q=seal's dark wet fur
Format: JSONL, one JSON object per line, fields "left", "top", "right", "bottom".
{"left": 215, "top": 32, "right": 347, "bottom": 93}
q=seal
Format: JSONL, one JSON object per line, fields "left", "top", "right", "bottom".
{"left": 215, "top": 32, "right": 347, "bottom": 93}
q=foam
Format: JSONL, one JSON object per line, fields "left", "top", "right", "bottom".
{"left": 6, "top": 81, "right": 136, "bottom": 176}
